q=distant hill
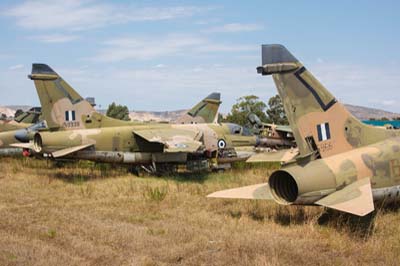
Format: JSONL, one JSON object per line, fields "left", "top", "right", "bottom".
{"left": 121, "top": 105, "right": 400, "bottom": 122}
{"left": 344, "top": 104, "right": 400, "bottom": 120}
{"left": 129, "top": 110, "right": 186, "bottom": 122}
{"left": 96, "top": 109, "right": 187, "bottom": 122}
{"left": 1, "top": 104, "right": 400, "bottom": 122}
{"left": 0, "top": 107, "right": 17, "bottom": 118}
{"left": 5, "top": 105, "right": 32, "bottom": 112}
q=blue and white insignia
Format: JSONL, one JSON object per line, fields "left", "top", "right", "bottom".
{"left": 218, "top": 139, "right": 226, "bottom": 149}
{"left": 317, "top": 122, "right": 331, "bottom": 142}
{"left": 65, "top": 110, "right": 76, "bottom": 122}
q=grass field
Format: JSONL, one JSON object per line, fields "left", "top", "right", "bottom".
{"left": 1, "top": 157, "right": 400, "bottom": 266}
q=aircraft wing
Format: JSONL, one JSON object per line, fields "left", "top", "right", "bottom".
{"left": 264, "top": 123, "right": 293, "bottom": 134}
{"left": 247, "top": 148, "right": 299, "bottom": 163}
{"left": 133, "top": 128, "right": 203, "bottom": 153}
{"left": 52, "top": 143, "right": 94, "bottom": 158}
{"left": 207, "top": 183, "right": 273, "bottom": 200}
{"left": 316, "top": 177, "right": 374, "bottom": 216}
{"left": 275, "top": 125, "right": 292, "bottom": 133}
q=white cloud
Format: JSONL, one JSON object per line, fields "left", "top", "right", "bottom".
{"left": 32, "top": 34, "right": 79, "bottom": 43}
{"left": 4, "top": 0, "right": 205, "bottom": 31}
{"left": 196, "top": 44, "right": 256, "bottom": 53}
{"left": 382, "top": 100, "right": 396, "bottom": 106}
{"left": 91, "top": 34, "right": 257, "bottom": 62}
{"left": 309, "top": 63, "right": 400, "bottom": 112}
{"left": 205, "top": 23, "right": 263, "bottom": 33}
{"left": 8, "top": 64, "right": 24, "bottom": 70}
{"left": 33, "top": 63, "right": 270, "bottom": 112}
{"left": 93, "top": 35, "right": 207, "bottom": 62}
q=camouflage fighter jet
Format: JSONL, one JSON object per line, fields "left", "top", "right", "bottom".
{"left": 0, "top": 108, "right": 45, "bottom": 155}
{"left": 27, "top": 63, "right": 221, "bottom": 131}
{"left": 0, "top": 107, "right": 41, "bottom": 132}
{"left": 12, "top": 64, "right": 257, "bottom": 172}
{"left": 2, "top": 64, "right": 221, "bottom": 150}
{"left": 208, "top": 44, "right": 400, "bottom": 216}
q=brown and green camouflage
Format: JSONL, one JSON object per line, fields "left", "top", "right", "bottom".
{"left": 11, "top": 64, "right": 258, "bottom": 172}
{"left": 29, "top": 64, "right": 222, "bottom": 130}
{"left": 0, "top": 65, "right": 222, "bottom": 151}
{"left": 209, "top": 44, "right": 400, "bottom": 216}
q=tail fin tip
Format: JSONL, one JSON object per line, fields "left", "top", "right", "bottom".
{"left": 32, "top": 63, "right": 57, "bottom": 75}
{"left": 205, "top": 92, "right": 221, "bottom": 102}
{"left": 261, "top": 44, "right": 298, "bottom": 64}
{"left": 257, "top": 44, "right": 299, "bottom": 75}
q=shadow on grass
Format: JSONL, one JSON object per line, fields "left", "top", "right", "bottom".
{"left": 52, "top": 172, "right": 92, "bottom": 184}
{"left": 317, "top": 208, "right": 376, "bottom": 239}
{"left": 152, "top": 171, "right": 214, "bottom": 184}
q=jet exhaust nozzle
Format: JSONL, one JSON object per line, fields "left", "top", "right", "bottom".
{"left": 33, "top": 133, "right": 43, "bottom": 153}
{"left": 268, "top": 161, "right": 337, "bottom": 206}
{"left": 269, "top": 170, "right": 299, "bottom": 204}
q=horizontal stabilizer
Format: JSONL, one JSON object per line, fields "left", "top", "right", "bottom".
{"left": 207, "top": 183, "right": 273, "bottom": 200}
{"left": 134, "top": 128, "right": 202, "bottom": 153}
{"left": 316, "top": 178, "right": 374, "bottom": 216}
{"left": 247, "top": 148, "right": 298, "bottom": 163}
{"left": 10, "top": 143, "right": 34, "bottom": 149}
{"left": 267, "top": 124, "right": 293, "bottom": 134}
{"left": 52, "top": 143, "right": 93, "bottom": 158}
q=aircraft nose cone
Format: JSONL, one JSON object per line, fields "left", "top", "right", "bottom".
{"left": 14, "top": 129, "right": 29, "bottom": 143}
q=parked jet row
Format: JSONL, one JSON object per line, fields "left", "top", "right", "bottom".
{"left": 1, "top": 43, "right": 398, "bottom": 216}
{"left": 8, "top": 64, "right": 265, "bottom": 173}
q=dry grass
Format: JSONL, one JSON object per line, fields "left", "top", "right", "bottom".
{"left": 1, "top": 157, "right": 400, "bottom": 266}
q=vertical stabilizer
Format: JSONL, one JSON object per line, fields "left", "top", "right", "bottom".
{"left": 257, "top": 44, "right": 396, "bottom": 158}
{"left": 175, "top": 92, "right": 221, "bottom": 124}
{"left": 29, "top": 64, "right": 132, "bottom": 130}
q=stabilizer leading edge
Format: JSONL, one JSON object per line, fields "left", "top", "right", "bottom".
{"left": 207, "top": 183, "right": 273, "bottom": 200}
{"left": 316, "top": 178, "right": 374, "bottom": 216}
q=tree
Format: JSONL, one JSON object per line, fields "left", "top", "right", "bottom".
{"left": 0, "top": 113, "right": 6, "bottom": 120}
{"left": 266, "top": 94, "right": 288, "bottom": 125}
{"left": 106, "top": 102, "right": 130, "bottom": 121}
{"left": 224, "top": 95, "right": 268, "bottom": 126}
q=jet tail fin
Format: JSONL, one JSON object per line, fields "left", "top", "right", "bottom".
{"left": 175, "top": 92, "right": 221, "bottom": 124}
{"left": 29, "top": 64, "right": 132, "bottom": 130}
{"left": 316, "top": 178, "right": 374, "bottom": 216}
{"left": 29, "top": 64, "right": 95, "bottom": 130}
{"left": 257, "top": 45, "right": 396, "bottom": 159}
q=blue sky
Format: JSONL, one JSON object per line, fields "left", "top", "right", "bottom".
{"left": 0, "top": 0, "right": 400, "bottom": 113}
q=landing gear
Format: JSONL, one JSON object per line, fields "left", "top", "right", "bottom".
{"left": 129, "top": 163, "right": 177, "bottom": 176}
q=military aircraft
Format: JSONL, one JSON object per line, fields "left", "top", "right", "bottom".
{"left": 0, "top": 64, "right": 221, "bottom": 151}
{"left": 0, "top": 107, "right": 41, "bottom": 132}
{"left": 208, "top": 44, "right": 400, "bottom": 216}
{"left": 29, "top": 64, "right": 221, "bottom": 130}
{"left": 12, "top": 64, "right": 258, "bottom": 173}
{"left": 0, "top": 108, "right": 45, "bottom": 155}
{"left": 247, "top": 113, "right": 295, "bottom": 148}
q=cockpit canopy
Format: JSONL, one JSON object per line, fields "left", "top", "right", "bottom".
{"left": 225, "top": 123, "right": 253, "bottom": 136}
